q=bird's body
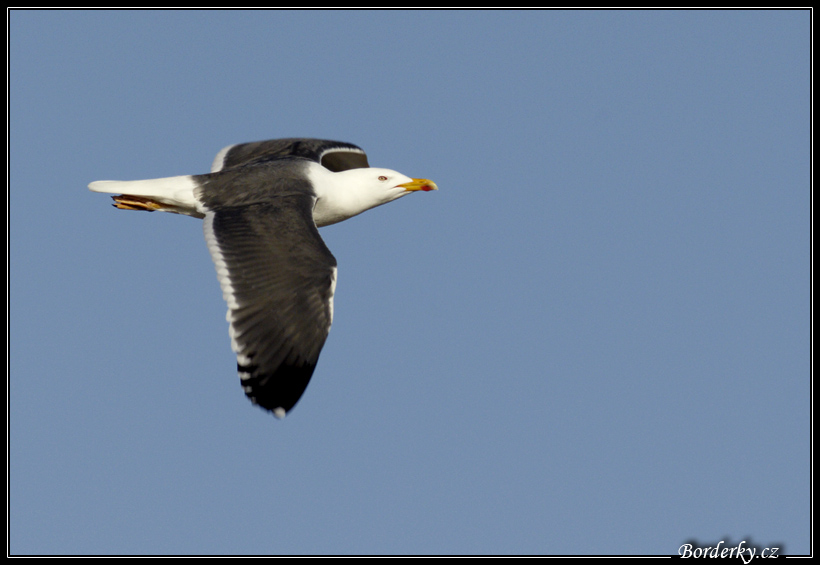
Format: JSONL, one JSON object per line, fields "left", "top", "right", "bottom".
{"left": 90, "top": 138, "right": 436, "bottom": 418}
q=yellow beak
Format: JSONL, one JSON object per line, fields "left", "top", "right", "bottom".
{"left": 399, "top": 178, "right": 438, "bottom": 192}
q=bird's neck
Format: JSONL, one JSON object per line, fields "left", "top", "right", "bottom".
{"left": 308, "top": 165, "right": 378, "bottom": 227}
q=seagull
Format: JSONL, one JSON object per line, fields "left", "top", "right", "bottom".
{"left": 89, "top": 138, "right": 437, "bottom": 418}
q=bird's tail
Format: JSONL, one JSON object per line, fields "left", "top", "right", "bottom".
{"left": 88, "top": 175, "right": 205, "bottom": 218}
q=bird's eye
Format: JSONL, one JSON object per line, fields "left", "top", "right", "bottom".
{"left": 378, "top": 175, "right": 388, "bottom": 181}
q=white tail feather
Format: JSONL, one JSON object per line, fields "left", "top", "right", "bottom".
{"left": 89, "top": 175, "right": 204, "bottom": 217}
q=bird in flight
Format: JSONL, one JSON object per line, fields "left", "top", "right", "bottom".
{"left": 90, "top": 138, "right": 437, "bottom": 418}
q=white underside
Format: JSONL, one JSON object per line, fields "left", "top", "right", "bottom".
{"left": 88, "top": 175, "right": 205, "bottom": 217}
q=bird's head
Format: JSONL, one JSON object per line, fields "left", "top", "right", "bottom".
{"left": 311, "top": 165, "right": 437, "bottom": 227}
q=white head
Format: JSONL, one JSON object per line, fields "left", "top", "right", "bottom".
{"left": 309, "top": 164, "right": 437, "bottom": 227}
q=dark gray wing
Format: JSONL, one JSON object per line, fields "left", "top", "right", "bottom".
{"left": 203, "top": 194, "right": 337, "bottom": 417}
{"left": 211, "top": 138, "right": 370, "bottom": 173}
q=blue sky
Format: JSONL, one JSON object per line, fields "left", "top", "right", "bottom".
{"left": 10, "top": 9, "right": 810, "bottom": 556}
